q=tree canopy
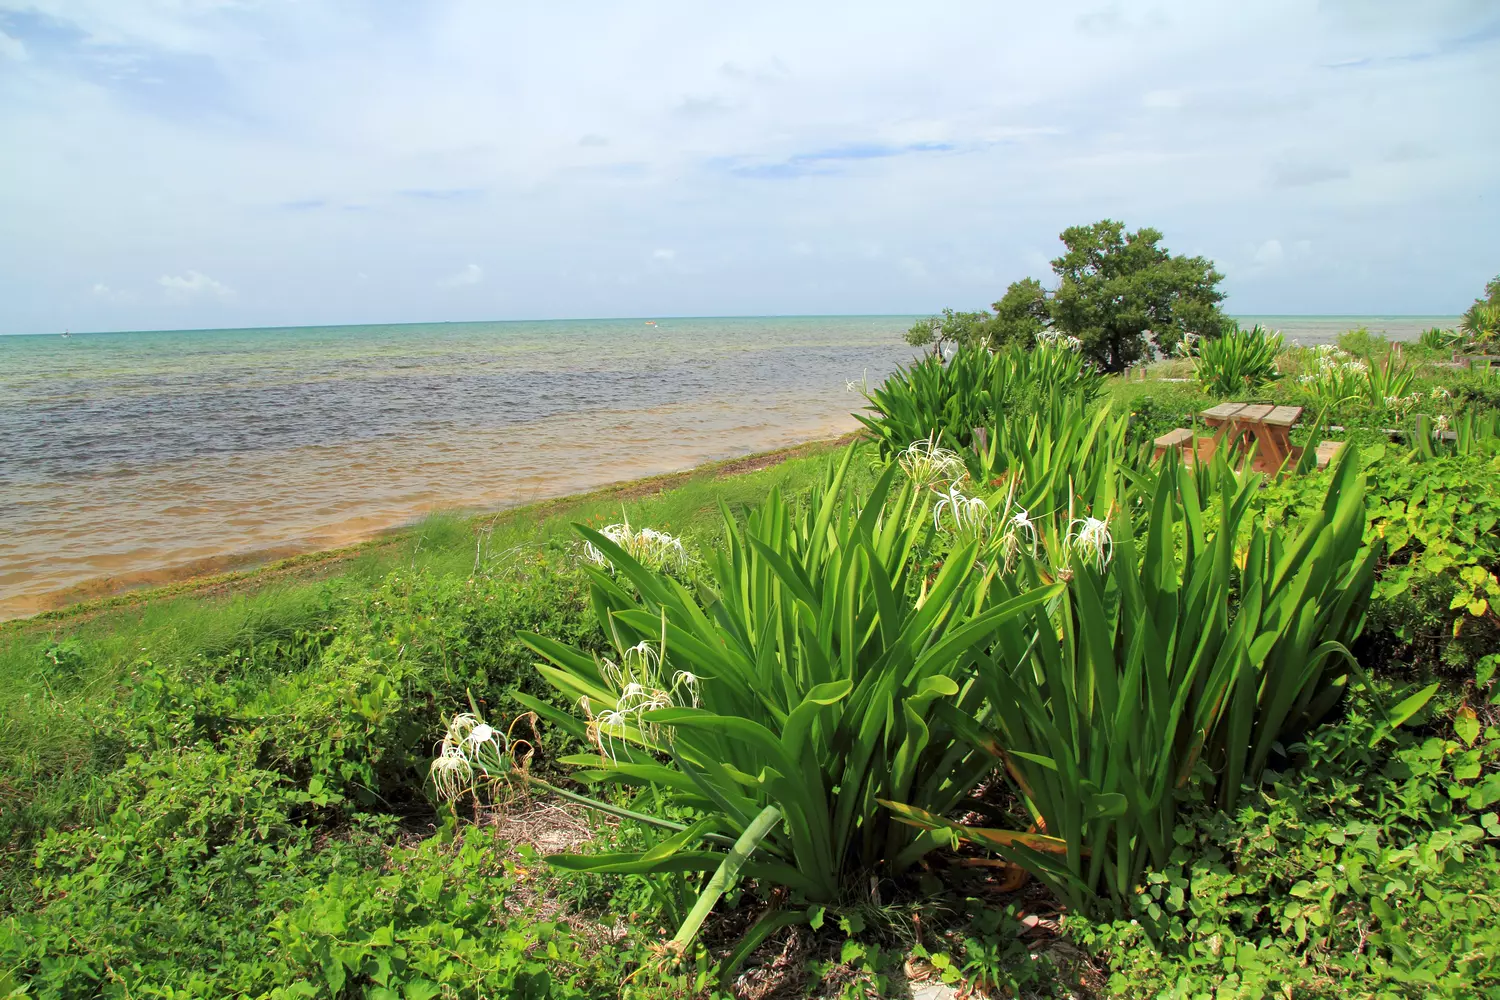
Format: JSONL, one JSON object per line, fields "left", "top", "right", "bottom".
{"left": 1047, "top": 221, "right": 1226, "bottom": 371}
{"left": 907, "top": 220, "right": 1229, "bottom": 373}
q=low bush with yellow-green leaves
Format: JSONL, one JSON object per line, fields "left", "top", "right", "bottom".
{"left": 1259, "top": 446, "right": 1500, "bottom": 696}
{"left": 1072, "top": 698, "right": 1500, "bottom": 999}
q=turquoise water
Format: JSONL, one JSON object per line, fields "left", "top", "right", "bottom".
{"left": 0, "top": 317, "right": 917, "bottom": 616}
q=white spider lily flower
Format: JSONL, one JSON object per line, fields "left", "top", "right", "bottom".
{"left": 598, "top": 656, "right": 624, "bottom": 690}
{"left": 429, "top": 747, "right": 473, "bottom": 801}
{"left": 1066, "top": 515, "right": 1114, "bottom": 573}
{"left": 467, "top": 723, "right": 496, "bottom": 748}
{"left": 623, "top": 640, "right": 661, "bottom": 673}
{"left": 441, "top": 713, "right": 482, "bottom": 753}
{"left": 583, "top": 522, "right": 690, "bottom": 575}
{"left": 1434, "top": 414, "right": 1450, "bottom": 435}
{"left": 1431, "top": 387, "right": 1451, "bottom": 399}
{"left": 592, "top": 708, "right": 631, "bottom": 762}
{"left": 672, "top": 670, "right": 701, "bottom": 708}
{"left": 898, "top": 437, "right": 967, "bottom": 489}
{"left": 933, "top": 481, "right": 993, "bottom": 540}
{"left": 595, "top": 707, "right": 629, "bottom": 731}
{"left": 1009, "top": 509, "right": 1037, "bottom": 546}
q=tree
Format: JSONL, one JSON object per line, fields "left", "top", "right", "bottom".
{"left": 904, "top": 308, "right": 995, "bottom": 356}
{"left": 1047, "top": 220, "right": 1226, "bottom": 372}
{"left": 988, "top": 277, "right": 1050, "bottom": 348}
{"left": 907, "top": 220, "right": 1228, "bottom": 372}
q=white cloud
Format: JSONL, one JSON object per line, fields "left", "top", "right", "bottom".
{"left": 90, "top": 282, "right": 134, "bottom": 303}
{"left": 0, "top": 30, "right": 26, "bottom": 61}
{"left": 440, "top": 263, "right": 483, "bottom": 287}
{"left": 0, "top": 0, "right": 1495, "bottom": 330}
{"left": 651, "top": 248, "right": 675, "bottom": 260}
{"left": 158, "top": 270, "right": 235, "bottom": 300}
{"left": 1253, "top": 239, "right": 1285, "bottom": 267}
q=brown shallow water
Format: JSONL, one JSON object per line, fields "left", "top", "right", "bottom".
{"left": 0, "top": 317, "right": 916, "bottom": 618}
{"left": 0, "top": 395, "right": 862, "bottom": 617}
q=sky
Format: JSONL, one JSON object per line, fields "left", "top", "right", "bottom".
{"left": 0, "top": 1, "right": 1496, "bottom": 335}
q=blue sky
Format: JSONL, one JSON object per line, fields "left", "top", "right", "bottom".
{"left": 0, "top": 1, "right": 1496, "bottom": 334}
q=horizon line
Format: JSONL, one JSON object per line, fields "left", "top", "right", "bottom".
{"left": 0, "top": 311, "right": 1464, "bottom": 339}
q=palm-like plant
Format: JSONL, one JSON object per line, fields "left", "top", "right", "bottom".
{"left": 509, "top": 448, "right": 1058, "bottom": 958}
{"left": 886, "top": 446, "right": 1382, "bottom": 916}
{"left": 856, "top": 343, "right": 1104, "bottom": 457}
{"left": 1461, "top": 302, "right": 1500, "bottom": 347}
{"left": 1191, "top": 324, "right": 1283, "bottom": 396}
{"left": 1419, "top": 326, "right": 1462, "bottom": 351}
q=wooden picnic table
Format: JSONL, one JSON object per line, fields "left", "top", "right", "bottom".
{"left": 1199, "top": 403, "right": 1303, "bottom": 472}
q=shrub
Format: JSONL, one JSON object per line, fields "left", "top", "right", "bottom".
{"left": 1260, "top": 449, "right": 1500, "bottom": 692}
{"left": 1295, "top": 344, "right": 1420, "bottom": 415}
{"left": 1072, "top": 701, "right": 1500, "bottom": 999}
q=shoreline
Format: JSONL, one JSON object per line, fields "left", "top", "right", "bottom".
{"left": 1, "top": 432, "right": 858, "bottom": 632}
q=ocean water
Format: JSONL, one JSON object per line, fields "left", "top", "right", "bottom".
{"left": 0, "top": 317, "right": 917, "bottom": 617}
{"left": 1231, "top": 315, "right": 1458, "bottom": 345}
{"left": 0, "top": 313, "right": 1457, "bottom": 618}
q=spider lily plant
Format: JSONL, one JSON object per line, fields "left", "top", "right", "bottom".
{"left": 1407, "top": 411, "right": 1500, "bottom": 460}
{"left": 856, "top": 343, "right": 1104, "bottom": 459}
{"left": 885, "top": 445, "right": 1384, "bottom": 916}
{"left": 513, "top": 446, "right": 1059, "bottom": 962}
{"left": 1190, "top": 324, "right": 1283, "bottom": 396}
{"left": 896, "top": 435, "right": 968, "bottom": 491}
{"left": 969, "top": 397, "right": 1144, "bottom": 528}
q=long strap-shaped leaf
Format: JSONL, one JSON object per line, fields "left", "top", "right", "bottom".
{"left": 668, "top": 805, "right": 783, "bottom": 956}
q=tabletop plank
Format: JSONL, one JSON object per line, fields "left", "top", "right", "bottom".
{"left": 1264, "top": 405, "right": 1303, "bottom": 426}
{"left": 1200, "top": 403, "right": 1245, "bottom": 420}
{"left": 1235, "top": 404, "right": 1275, "bottom": 421}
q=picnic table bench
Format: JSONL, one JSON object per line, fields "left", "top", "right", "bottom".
{"left": 1151, "top": 403, "right": 1342, "bottom": 473}
{"left": 1199, "top": 403, "right": 1302, "bottom": 472}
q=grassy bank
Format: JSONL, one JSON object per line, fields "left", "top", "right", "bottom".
{"left": 4, "top": 336, "right": 1500, "bottom": 999}
{"left": 2, "top": 438, "right": 884, "bottom": 998}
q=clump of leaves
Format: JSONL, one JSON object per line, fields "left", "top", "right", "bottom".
{"left": 1069, "top": 699, "right": 1500, "bottom": 999}
{"left": 1188, "top": 323, "right": 1283, "bottom": 396}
